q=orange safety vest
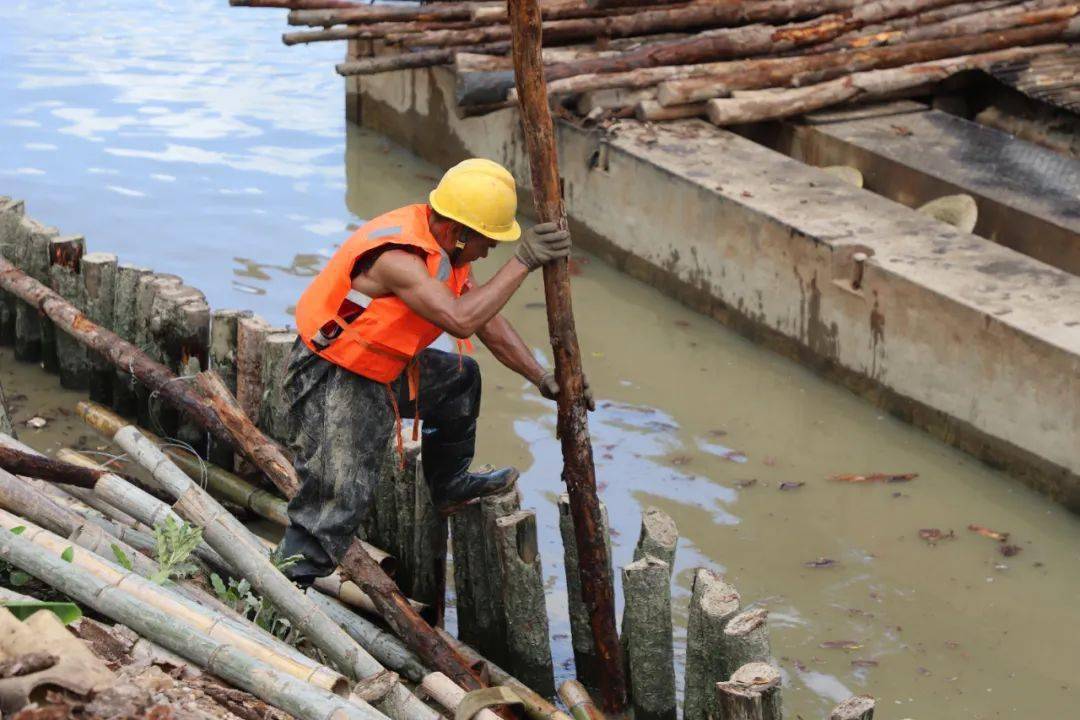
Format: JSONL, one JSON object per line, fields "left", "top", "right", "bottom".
{"left": 295, "top": 204, "right": 471, "bottom": 384}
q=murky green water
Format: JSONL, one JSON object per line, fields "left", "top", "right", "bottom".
{"left": 3, "top": 2, "right": 1079, "bottom": 718}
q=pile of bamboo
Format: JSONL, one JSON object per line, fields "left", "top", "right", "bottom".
{"left": 232, "top": 0, "right": 1078, "bottom": 126}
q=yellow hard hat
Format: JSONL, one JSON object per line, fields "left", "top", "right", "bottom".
{"left": 429, "top": 158, "right": 522, "bottom": 242}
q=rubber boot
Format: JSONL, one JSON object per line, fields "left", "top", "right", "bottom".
{"left": 422, "top": 421, "right": 517, "bottom": 516}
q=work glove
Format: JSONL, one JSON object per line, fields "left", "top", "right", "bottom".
{"left": 516, "top": 222, "right": 571, "bottom": 271}
{"left": 535, "top": 371, "right": 596, "bottom": 412}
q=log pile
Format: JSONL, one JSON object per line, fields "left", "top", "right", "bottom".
{"left": 234, "top": 0, "right": 1078, "bottom": 127}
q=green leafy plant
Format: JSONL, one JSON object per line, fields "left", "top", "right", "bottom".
{"left": 3, "top": 601, "right": 82, "bottom": 625}
{"left": 1, "top": 527, "right": 31, "bottom": 586}
{"left": 111, "top": 544, "right": 134, "bottom": 571}
{"left": 210, "top": 549, "right": 303, "bottom": 644}
{"left": 148, "top": 516, "right": 203, "bottom": 585}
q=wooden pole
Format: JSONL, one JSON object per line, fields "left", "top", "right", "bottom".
{"left": 683, "top": 569, "right": 741, "bottom": 720}
{"left": 127, "top": 376, "right": 471, "bottom": 718}
{"left": 715, "top": 663, "right": 782, "bottom": 720}
{"left": 0, "top": 198, "right": 23, "bottom": 346}
{"left": 335, "top": 43, "right": 512, "bottom": 76}
{"left": 540, "top": 0, "right": 978, "bottom": 82}
{"left": 655, "top": 13, "right": 1080, "bottom": 105}
{"left": 621, "top": 557, "right": 676, "bottom": 720}
{"left": 80, "top": 252, "right": 118, "bottom": 404}
{"left": 507, "top": 0, "right": 626, "bottom": 712}
{"left": 632, "top": 506, "right": 677, "bottom": 569}
{"left": 110, "top": 424, "right": 442, "bottom": 720}
{"left": 719, "top": 608, "right": 772, "bottom": 680}
{"left": 111, "top": 263, "right": 151, "bottom": 416}
{"left": 0, "top": 444, "right": 137, "bottom": 490}
{"left": 48, "top": 234, "right": 86, "bottom": 384}
{"left": 0, "top": 258, "right": 239, "bottom": 451}
{"left": 703, "top": 42, "right": 1069, "bottom": 125}
{"left": 829, "top": 695, "right": 876, "bottom": 720}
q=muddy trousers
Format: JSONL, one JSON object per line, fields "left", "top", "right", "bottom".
{"left": 277, "top": 340, "right": 481, "bottom": 583}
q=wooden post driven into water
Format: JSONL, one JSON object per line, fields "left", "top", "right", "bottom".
{"left": 506, "top": 0, "right": 628, "bottom": 712}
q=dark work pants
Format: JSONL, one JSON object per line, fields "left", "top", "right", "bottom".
{"left": 278, "top": 339, "right": 481, "bottom": 581}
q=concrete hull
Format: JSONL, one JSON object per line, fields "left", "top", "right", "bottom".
{"left": 351, "top": 63, "right": 1080, "bottom": 508}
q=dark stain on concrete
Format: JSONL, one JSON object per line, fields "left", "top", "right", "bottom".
{"left": 870, "top": 291, "right": 886, "bottom": 379}
{"left": 976, "top": 259, "right": 1070, "bottom": 287}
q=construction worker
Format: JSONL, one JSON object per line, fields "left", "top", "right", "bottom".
{"left": 278, "top": 158, "right": 592, "bottom": 585}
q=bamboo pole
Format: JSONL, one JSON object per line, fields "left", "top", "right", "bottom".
{"left": 77, "top": 400, "right": 290, "bottom": 526}
{"left": 558, "top": 681, "right": 605, "bottom": 720}
{"left": 54, "top": 447, "right": 233, "bottom": 576}
{"left": 109, "top": 423, "right": 440, "bottom": 720}
{"left": 312, "top": 593, "right": 505, "bottom": 720}
{"left": 507, "top": 0, "right": 626, "bottom": 711}
{"left": 188, "top": 371, "right": 479, "bottom": 700}
{"left": 0, "top": 462, "right": 229, "bottom": 615}
{"left": 0, "top": 526, "right": 383, "bottom": 720}
{"left": 654, "top": 11, "right": 1079, "bottom": 105}
{"left": 703, "top": 41, "right": 1069, "bottom": 125}
{"left": 0, "top": 508, "right": 349, "bottom": 695}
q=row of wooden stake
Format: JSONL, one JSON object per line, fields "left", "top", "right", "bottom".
{"left": 0, "top": 193, "right": 879, "bottom": 719}
{"left": 231, "top": 0, "right": 1077, "bottom": 127}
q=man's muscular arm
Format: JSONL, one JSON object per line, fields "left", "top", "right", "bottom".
{"left": 363, "top": 251, "right": 529, "bottom": 339}
{"left": 476, "top": 311, "right": 547, "bottom": 384}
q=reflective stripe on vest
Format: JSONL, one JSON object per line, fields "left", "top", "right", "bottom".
{"left": 294, "top": 204, "right": 470, "bottom": 383}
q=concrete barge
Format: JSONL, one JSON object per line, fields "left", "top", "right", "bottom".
{"left": 346, "top": 59, "right": 1080, "bottom": 508}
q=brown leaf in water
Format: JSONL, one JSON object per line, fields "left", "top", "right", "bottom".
{"left": 707, "top": 429, "right": 729, "bottom": 438}
{"left": 830, "top": 472, "right": 918, "bottom": 483}
{"left": 891, "top": 124, "right": 914, "bottom": 136}
{"left": 968, "top": 524, "right": 1009, "bottom": 542}
{"left": 851, "top": 659, "right": 879, "bottom": 669}
{"left": 735, "top": 479, "right": 758, "bottom": 489}
{"left": 523, "top": 302, "right": 545, "bottom": 309}
{"left": 674, "top": 319, "right": 691, "bottom": 328}
{"left": 763, "top": 457, "right": 777, "bottom": 467}
{"left": 670, "top": 455, "right": 692, "bottom": 466}
{"left": 918, "top": 528, "right": 955, "bottom": 544}
{"left": 804, "top": 557, "right": 836, "bottom": 569}
{"left": 779, "top": 481, "right": 805, "bottom": 491}
{"left": 819, "top": 640, "right": 862, "bottom": 650}
{"left": 567, "top": 257, "right": 589, "bottom": 276}
{"left": 999, "top": 544, "right": 1022, "bottom": 557}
